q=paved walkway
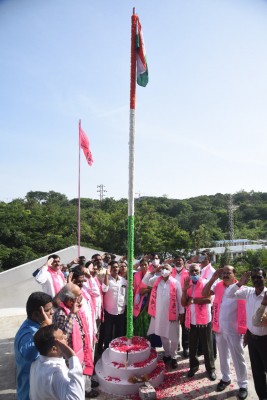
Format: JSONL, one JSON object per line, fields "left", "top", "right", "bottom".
{"left": 0, "top": 336, "right": 257, "bottom": 400}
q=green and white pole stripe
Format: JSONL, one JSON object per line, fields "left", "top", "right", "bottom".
{"left": 126, "top": 9, "right": 138, "bottom": 340}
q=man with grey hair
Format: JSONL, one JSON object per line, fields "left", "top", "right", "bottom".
{"left": 143, "top": 264, "right": 184, "bottom": 369}
{"left": 53, "top": 283, "right": 98, "bottom": 398}
{"left": 181, "top": 263, "right": 216, "bottom": 381}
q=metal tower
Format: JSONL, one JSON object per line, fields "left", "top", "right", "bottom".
{"left": 228, "top": 194, "right": 235, "bottom": 243}
{"left": 97, "top": 184, "right": 107, "bottom": 201}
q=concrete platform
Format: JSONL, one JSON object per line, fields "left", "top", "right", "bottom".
{"left": 0, "top": 319, "right": 258, "bottom": 400}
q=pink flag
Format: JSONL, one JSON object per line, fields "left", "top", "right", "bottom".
{"left": 79, "top": 126, "right": 93, "bottom": 166}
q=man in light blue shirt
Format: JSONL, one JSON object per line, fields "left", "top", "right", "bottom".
{"left": 14, "top": 292, "right": 53, "bottom": 400}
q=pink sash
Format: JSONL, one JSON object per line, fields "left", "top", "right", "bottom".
{"left": 212, "top": 280, "right": 247, "bottom": 334}
{"left": 60, "top": 303, "right": 94, "bottom": 376}
{"left": 171, "top": 267, "right": 189, "bottom": 289}
{"left": 133, "top": 270, "right": 147, "bottom": 317}
{"left": 48, "top": 267, "right": 65, "bottom": 294}
{"left": 148, "top": 276, "right": 177, "bottom": 321}
{"left": 201, "top": 263, "right": 211, "bottom": 280}
{"left": 82, "top": 288, "right": 96, "bottom": 344}
{"left": 185, "top": 278, "right": 209, "bottom": 329}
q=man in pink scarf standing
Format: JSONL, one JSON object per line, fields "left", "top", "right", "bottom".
{"left": 182, "top": 263, "right": 216, "bottom": 381}
{"left": 144, "top": 264, "right": 184, "bottom": 369}
{"left": 35, "top": 254, "right": 65, "bottom": 297}
{"left": 202, "top": 266, "right": 248, "bottom": 399}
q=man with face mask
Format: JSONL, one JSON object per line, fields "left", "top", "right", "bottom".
{"left": 202, "top": 266, "right": 248, "bottom": 399}
{"left": 171, "top": 256, "right": 190, "bottom": 358}
{"left": 145, "top": 264, "right": 184, "bottom": 369}
{"left": 181, "top": 264, "right": 216, "bottom": 381}
{"left": 227, "top": 268, "right": 267, "bottom": 400}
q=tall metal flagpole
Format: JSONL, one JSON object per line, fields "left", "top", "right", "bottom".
{"left": 78, "top": 120, "right": 81, "bottom": 257}
{"left": 126, "top": 8, "right": 138, "bottom": 340}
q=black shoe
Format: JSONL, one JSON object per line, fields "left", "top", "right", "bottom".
{"left": 171, "top": 358, "right": 178, "bottom": 369}
{"left": 91, "top": 380, "right": 99, "bottom": 388}
{"left": 183, "top": 349, "right": 189, "bottom": 358}
{"left": 163, "top": 356, "right": 171, "bottom": 364}
{"left": 85, "top": 389, "right": 99, "bottom": 398}
{"left": 238, "top": 388, "right": 248, "bottom": 399}
{"left": 217, "top": 380, "right": 231, "bottom": 392}
{"left": 187, "top": 368, "right": 198, "bottom": 378}
{"left": 208, "top": 371, "right": 217, "bottom": 381}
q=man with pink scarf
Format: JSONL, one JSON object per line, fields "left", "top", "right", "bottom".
{"left": 35, "top": 254, "right": 65, "bottom": 297}
{"left": 181, "top": 263, "right": 216, "bottom": 381}
{"left": 53, "top": 283, "right": 98, "bottom": 398}
{"left": 144, "top": 264, "right": 184, "bottom": 369}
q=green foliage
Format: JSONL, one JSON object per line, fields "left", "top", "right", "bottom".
{"left": 0, "top": 190, "right": 266, "bottom": 270}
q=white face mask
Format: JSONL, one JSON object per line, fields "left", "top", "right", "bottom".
{"left": 161, "top": 269, "right": 171, "bottom": 278}
{"left": 176, "top": 266, "right": 183, "bottom": 272}
{"left": 152, "top": 259, "right": 160, "bottom": 267}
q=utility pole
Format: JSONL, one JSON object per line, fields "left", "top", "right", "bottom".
{"left": 97, "top": 184, "right": 107, "bottom": 201}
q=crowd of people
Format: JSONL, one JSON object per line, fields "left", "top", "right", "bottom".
{"left": 14, "top": 250, "right": 267, "bottom": 400}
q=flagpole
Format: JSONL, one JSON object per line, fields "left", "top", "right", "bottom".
{"left": 78, "top": 120, "right": 81, "bottom": 257}
{"left": 126, "top": 8, "right": 138, "bottom": 340}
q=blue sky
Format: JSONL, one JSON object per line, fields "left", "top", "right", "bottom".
{"left": 1, "top": 0, "right": 266, "bottom": 202}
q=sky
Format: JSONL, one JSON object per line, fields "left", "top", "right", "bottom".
{"left": 0, "top": 0, "right": 267, "bottom": 202}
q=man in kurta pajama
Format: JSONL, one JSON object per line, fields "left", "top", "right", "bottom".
{"left": 202, "top": 265, "right": 248, "bottom": 399}
{"left": 143, "top": 264, "right": 184, "bottom": 369}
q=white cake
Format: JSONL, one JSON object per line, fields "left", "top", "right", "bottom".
{"left": 95, "top": 336, "right": 165, "bottom": 396}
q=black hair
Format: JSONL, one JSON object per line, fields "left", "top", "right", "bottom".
{"left": 140, "top": 258, "right": 148, "bottom": 266}
{"left": 26, "top": 292, "right": 52, "bottom": 319}
{"left": 92, "top": 254, "right": 101, "bottom": 260}
{"left": 34, "top": 324, "right": 59, "bottom": 356}
{"left": 251, "top": 267, "right": 266, "bottom": 278}
{"left": 72, "top": 267, "right": 85, "bottom": 278}
{"left": 173, "top": 255, "right": 185, "bottom": 261}
{"left": 47, "top": 254, "right": 60, "bottom": 261}
{"left": 110, "top": 260, "right": 119, "bottom": 268}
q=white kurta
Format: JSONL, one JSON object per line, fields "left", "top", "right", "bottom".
{"left": 35, "top": 266, "right": 65, "bottom": 297}
{"left": 147, "top": 277, "right": 183, "bottom": 341}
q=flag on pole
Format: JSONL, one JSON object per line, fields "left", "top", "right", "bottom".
{"left": 136, "top": 18, "right": 148, "bottom": 87}
{"left": 79, "top": 125, "right": 93, "bottom": 166}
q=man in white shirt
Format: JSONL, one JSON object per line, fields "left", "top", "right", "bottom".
{"left": 102, "top": 261, "right": 127, "bottom": 349}
{"left": 227, "top": 267, "right": 267, "bottom": 400}
{"left": 35, "top": 254, "right": 65, "bottom": 297}
{"left": 29, "top": 324, "right": 84, "bottom": 400}
{"left": 203, "top": 266, "right": 248, "bottom": 399}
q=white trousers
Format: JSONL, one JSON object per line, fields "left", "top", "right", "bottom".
{"left": 161, "top": 336, "right": 178, "bottom": 359}
{"left": 216, "top": 331, "right": 248, "bottom": 388}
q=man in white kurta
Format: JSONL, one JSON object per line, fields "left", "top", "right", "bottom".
{"left": 202, "top": 266, "right": 248, "bottom": 399}
{"left": 35, "top": 255, "right": 65, "bottom": 297}
{"left": 29, "top": 325, "right": 84, "bottom": 400}
{"left": 143, "top": 264, "right": 184, "bottom": 369}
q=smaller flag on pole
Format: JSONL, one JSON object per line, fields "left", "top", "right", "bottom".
{"left": 136, "top": 18, "right": 148, "bottom": 87}
{"left": 79, "top": 125, "right": 93, "bottom": 166}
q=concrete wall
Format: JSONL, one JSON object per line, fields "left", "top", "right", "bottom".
{"left": 0, "top": 245, "right": 104, "bottom": 309}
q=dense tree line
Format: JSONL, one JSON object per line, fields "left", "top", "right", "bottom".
{"left": 0, "top": 190, "right": 266, "bottom": 271}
